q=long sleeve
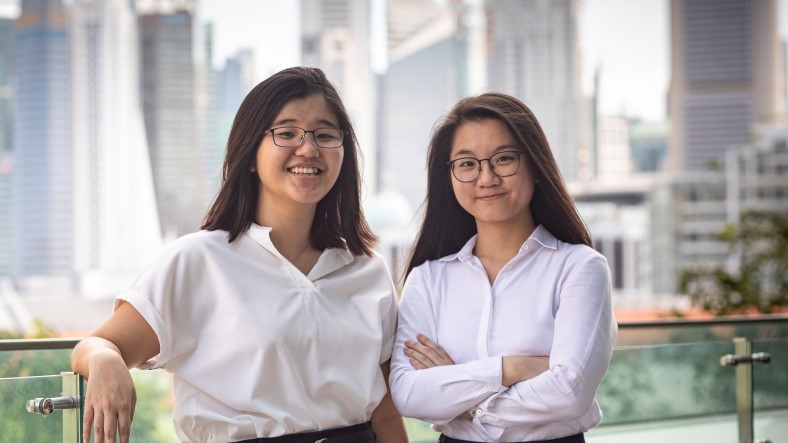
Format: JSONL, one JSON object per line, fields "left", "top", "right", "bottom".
{"left": 389, "top": 265, "right": 506, "bottom": 423}
{"left": 470, "top": 254, "right": 617, "bottom": 436}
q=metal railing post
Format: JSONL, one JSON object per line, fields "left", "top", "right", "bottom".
{"left": 719, "top": 337, "right": 772, "bottom": 443}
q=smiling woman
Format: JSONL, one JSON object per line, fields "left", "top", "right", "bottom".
{"left": 70, "top": 67, "right": 408, "bottom": 443}
{"left": 390, "top": 93, "right": 617, "bottom": 443}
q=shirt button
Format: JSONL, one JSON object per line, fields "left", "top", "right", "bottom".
{"left": 474, "top": 408, "right": 483, "bottom": 417}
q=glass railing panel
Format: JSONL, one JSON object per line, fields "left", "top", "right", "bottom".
{"left": 752, "top": 336, "right": 788, "bottom": 409}
{"left": 0, "top": 348, "right": 73, "bottom": 378}
{"left": 598, "top": 341, "right": 738, "bottom": 424}
{"left": 0, "top": 373, "right": 81, "bottom": 442}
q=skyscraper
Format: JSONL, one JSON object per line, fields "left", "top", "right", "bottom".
{"left": 301, "top": 0, "right": 378, "bottom": 193}
{"left": 667, "top": 0, "right": 785, "bottom": 172}
{"left": 380, "top": 0, "right": 464, "bottom": 208}
{"left": 0, "top": 17, "right": 14, "bottom": 278}
{"left": 486, "top": 0, "right": 582, "bottom": 181}
{"left": 13, "top": 0, "right": 72, "bottom": 282}
{"left": 139, "top": 2, "right": 202, "bottom": 238}
{"left": 70, "top": 0, "right": 162, "bottom": 297}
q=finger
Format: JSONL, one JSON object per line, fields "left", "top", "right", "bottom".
{"left": 408, "top": 338, "right": 444, "bottom": 366}
{"left": 118, "top": 408, "right": 132, "bottom": 443}
{"left": 417, "top": 334, "right": 454, "bottom": 363}
{"left": 409, "top": 356, "right": 427, "bottom": 370}
{"left": 82, "top": 404, "right": 94, "bottom": 443}
{"left": 103, "top": 408, "right": 118, "bottom": 443}
{"left": 404, "top": 346, "right": 435, "bottom": 368}
{"left": 94, "top": 409, "right": 105, "bottom": 443}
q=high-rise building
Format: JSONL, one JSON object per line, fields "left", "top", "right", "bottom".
{"left": 0, "top": 17, "right": 14, "bottom": 278}
{"left": 301, "top": 0, "right": 378, "bottom": 193}
{"left": 70, "top": 0, "right": 162, "bottom": 297}
{"left": 0, "top": 17, "right": 13, "bottom": 155}
{"left": 596, "top": 116, "right": 632, "bottom": 181}
{"left": 486, "top": 0, "right": 582, "bottom": 181}
{"left": 380, "top": 0, "right": 463, "bottom": 209}
{"left": 667, "top": 0, "right": 785, "bottom": 172}
{"left": 0, "top": 155, "right": 11, "bottom": 279}
{"left": 139, "top": 2, "right": 202, "bottom": 238}
{"left": 13, "top": 0, "right": 72, "bottom": 283}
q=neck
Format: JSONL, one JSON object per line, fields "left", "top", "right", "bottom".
{"left": 256, "top": 198, "right": 317, "bottom": 260}
{"left": 474, "top": 217, "right": 536, "bottom": 262}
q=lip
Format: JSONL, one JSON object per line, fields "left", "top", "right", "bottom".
{"left": 475, "top": 193, "right": 505, "bottom": 202}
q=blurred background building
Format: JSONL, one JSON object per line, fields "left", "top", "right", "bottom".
{"left": 0, "top": 0, "right": 786, "bottom": 329}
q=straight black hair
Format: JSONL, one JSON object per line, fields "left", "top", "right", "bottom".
{"left": 202, "top": 66, "right": 376, "bottom": 255}
{"left": 405, "top": 92, "right": 591, "bottom": 278}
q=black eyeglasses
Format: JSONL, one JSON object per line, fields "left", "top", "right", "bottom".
{"left": 268, "top": 126, "right": 346, "bottom": 149}
{"left": 447, "top": 150, "right": 523, "bottom": 182}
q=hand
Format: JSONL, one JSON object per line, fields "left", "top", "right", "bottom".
{"left": 501, "top": 355, "right": 550, "bottom": 387}
{"left": 404, "top": 333, "right": 455, "bottom": 369}
{"left": 82, "top": 350, "right": 137, "bottom": 443}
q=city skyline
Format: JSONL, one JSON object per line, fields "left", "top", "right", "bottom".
{"left": 2, "top": 0, "right": 787, "bottom": 121}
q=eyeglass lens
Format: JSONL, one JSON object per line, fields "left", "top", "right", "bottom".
{"left": 451, "top": 151, "right": 521, "bottom": 182}
{"left": 271, "top": 127, "right": 344, "bottom": 149}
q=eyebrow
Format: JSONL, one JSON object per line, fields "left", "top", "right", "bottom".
{"left": 452, "top": 145, "right": 519, "bottom": 157}
{"left": 271, "top": 117, "right": 339, "bottom": 129}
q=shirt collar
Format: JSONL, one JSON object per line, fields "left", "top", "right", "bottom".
{"left": 438, "top": 224, "right": 558, "bottom": 263}
{"left": 244, "top": 223, "right": 354, "bottom": 280}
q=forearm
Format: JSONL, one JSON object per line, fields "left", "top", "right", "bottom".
{"left": 389, "top": 357, "right": 504, "bottom": 421}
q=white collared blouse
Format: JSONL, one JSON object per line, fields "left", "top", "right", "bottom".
{"left": 390, "top": 225, "right": 617, "bottom": 442}
{"left": 117, "top": 224, "right": 398, "bottom": 442}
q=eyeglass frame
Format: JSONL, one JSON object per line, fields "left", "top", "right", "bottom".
{"left": 267, "top": 126, "right": 347, "bottom": 149}
{"left": 446, "top": 150, "right": 524, "bottom": 183}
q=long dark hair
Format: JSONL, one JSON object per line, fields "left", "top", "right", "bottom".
{"left": 405, "top": 92, "right": 591, "bottom": 278}
{"left": 202, "top": 66, "right": 376, "bottom": 256}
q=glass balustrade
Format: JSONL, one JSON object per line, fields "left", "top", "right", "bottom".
{"left": 0, "top": 317, "right": 786, "bottom": 443}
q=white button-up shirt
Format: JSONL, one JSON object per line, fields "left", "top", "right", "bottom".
{"left": 390, "top": 225, "right": 617, "bottom": 442}
{"left": 118, "top": 224, "right": 398, "bottom": 442}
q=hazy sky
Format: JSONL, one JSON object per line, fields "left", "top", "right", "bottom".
{"left": 2, "top": 0, "right": 787, "bottom": 122}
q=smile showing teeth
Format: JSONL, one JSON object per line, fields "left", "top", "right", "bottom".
{"left": 289, "top": 167, "right": 320, "bottom": 175}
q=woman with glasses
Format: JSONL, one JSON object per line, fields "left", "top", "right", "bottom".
{"left": 389, "top": 93, "right": 617, "bottom": 442}
{"left": 71, "top": 67, "right": 407, "bottom": 443}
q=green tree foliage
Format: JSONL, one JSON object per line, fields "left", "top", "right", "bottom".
{"left": 679, "top": 210, "right": 788, "bottom": 315}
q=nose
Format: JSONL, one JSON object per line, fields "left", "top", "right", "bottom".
{"left": 294, "top": 132, "right": 320, "bottom": 158}
{"left": 476, "top": 159, "right": 499, "bottom": 186}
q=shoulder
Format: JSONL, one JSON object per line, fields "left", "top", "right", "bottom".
{"left": 154, "top": 230, "right": 233, "bottom": 266}
{"left": 553, "top": 240, "right": 610, "bottom": 282}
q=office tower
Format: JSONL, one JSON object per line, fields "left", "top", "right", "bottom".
{"left": 70, "top": 0, "right": 162, "bottom": 297}
{"left": 200, "top": 22, "right": 221, "bottom": 206}
{"left": 380, "top": 0, "right": 463, "bottom": 209}
{"left": 0, "top": 17, "right": 13, "bottom": 278}
{"left": 0, "top": 156, "right": 10, "bottom": 279}
{"left": 13, "top": 0, "right": 72, "bottom": 282}
{"left": 596, "top": 116, "right": 631, "bottom": 181}
{"left": 301, "top": 0, "right": 378, "bottom": 193}
{"left": 0, "top": 17, "right": 12, "bottom": 156}
{"left": 667, "top": 0, "right": 785, "bottom": 171}
{"left": 486, "top": 0, "right": 582, "bottom": 181}
{"left": 139, "top": 2, "right": 202, "bottom": 238}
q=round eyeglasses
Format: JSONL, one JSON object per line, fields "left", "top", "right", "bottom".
{"left": 268, "top": 126, "right": 346, "bottom": 149}
{"left": 447, "top": 150, "right": 523, "bottom": 183}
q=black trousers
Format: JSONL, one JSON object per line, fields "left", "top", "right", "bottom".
{"left": 438, "top": 433, "right": 584, "bottom": 443}
{"left": 234, "top": 421, "right": 375, "bottom": 443}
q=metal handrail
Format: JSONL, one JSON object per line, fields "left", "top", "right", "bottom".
{"left": 1, "top": 314, "right": 786, "bottom": 352}
{"left": 0, "top": 338, "right": 81, "bottom": 351}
